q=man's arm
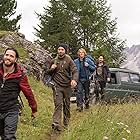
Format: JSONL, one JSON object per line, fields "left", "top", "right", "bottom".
{"left": 69, "top": 58, "right": 78, "bottom": 87}
{"left": 20, "top": 75, "right": 37, "bottom": 116}
{"left": 87, "top": 59, "right": 96, "bottom": 72}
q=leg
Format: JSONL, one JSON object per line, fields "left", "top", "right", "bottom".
{"left": 99, "top": 81, "right": 106, "bottom": 100}
{"left": 4, "top": 111, "right": 19, "bottom": 140}
{"left": 52, "top": 86, "right": 63, "bottom": 130}
{"left": 0, "top": 114, "right": 4, "bottom": 140}
{"left": 83, "top": 80, "right": 90, "bottom": 109}
{"left": 76, "top": 82, "right": 84, "bottom": 111}
{"left": 63, "top": 87, "right": 71, "bottom": 127}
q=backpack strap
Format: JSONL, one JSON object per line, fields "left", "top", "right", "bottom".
{"left": 18, "top": 72, "right": 26, "bottom": 111}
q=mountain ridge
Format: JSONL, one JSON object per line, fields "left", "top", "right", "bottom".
{"left": 121, "top": 45, "right": 140, "bottom": 73}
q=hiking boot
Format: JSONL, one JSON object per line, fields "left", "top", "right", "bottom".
{"left": 85, "top": 104, "right": 90, "bottom": 109}
{"left": 76, "top": 106, "right": 83, "bottom": 112}
{"left": 52, "top": 122, "right": 61, "bottom": 131}
{"left": 63, "top": 123, "right": 68, "bottom": 130}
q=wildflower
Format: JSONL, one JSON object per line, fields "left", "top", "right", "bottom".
{"left": 125, "top": 125, "right": 128, "bottom": 128}
{"left": 103, "top": 136, "right": 109, "bottom": 140}
{"left": 126, "top": 130, "right": 131, "bottom": 134}
{"left": 119, "top": 122, "right": 124, "bottom": 125}
{"left": 122, "top": 138, "right": 127, "bottom": 140}
{"left": 107, "top": 119, "right": 110, "bottom": 122}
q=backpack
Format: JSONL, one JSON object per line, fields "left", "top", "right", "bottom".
{"left": 86, "top": 54, "right": 95, "bottom": 63}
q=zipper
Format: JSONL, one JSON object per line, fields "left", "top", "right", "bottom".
{"left": 1, "top": 77, "right": 6, "bottom": 88}
{"left": 1, "top": 73, "right": 9, "bottom": 89}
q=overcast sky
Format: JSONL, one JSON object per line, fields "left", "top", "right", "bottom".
{"left": 16, "top": 0, "right": 140, "bottom": 47}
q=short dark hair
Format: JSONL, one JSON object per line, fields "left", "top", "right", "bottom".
{"left": 4, "top": 48, "right": 19, "bottom": 59}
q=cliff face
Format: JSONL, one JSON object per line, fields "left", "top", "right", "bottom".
{"left": 0, "top": 31, "right": 52, "bottom": 81}
{"left": 121, "top": 45, "right": 140, "bottom": 72}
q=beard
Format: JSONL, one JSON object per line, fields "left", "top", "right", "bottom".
{"left": 58, "top": 52, "right": 65, "bottom": 57}
{"left": 4, "top": 59, "right": 15, "bottom": 67}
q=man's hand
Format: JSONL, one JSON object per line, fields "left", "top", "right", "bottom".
{"left": 31, "top": 112, "right": 37, "bottom": 120}
{"left": 84, "top": 62, "right": 89, "bottom": 67}
{"left": 107, "top": 78, "right": 111, "bottom": 82}
{"left": 71, "top": 80, "right": 77, "bottom": 88}
{"left": 51, "top": 64, "right": 57, "bottom": 69}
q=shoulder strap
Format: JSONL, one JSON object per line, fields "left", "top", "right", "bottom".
{"left": 18, "top": 71, "right": 26, "bottom": 108}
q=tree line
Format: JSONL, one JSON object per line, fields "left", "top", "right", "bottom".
{"left": 0, "top": 0, "right": 125, "bottom": 67}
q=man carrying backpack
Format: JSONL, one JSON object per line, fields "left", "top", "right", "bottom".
{"left": 74, "top": 48, "right": 96, "bottom": 112}
{"left": 47, "top": 44, "right": 78, "bottom": 131}
{"left": 0, "top": 48, "right": 37, "bottom": 140}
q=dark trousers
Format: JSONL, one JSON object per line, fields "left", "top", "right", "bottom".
{"left": 52, "top": 85, "right": 72, "bottom": 127}
{"left": 95, "top": 80, "right": 106, "bottom": 100}
{"left": 0, "top": 111, "right": 19, "bottom": 140}
{"left": 77, "top": 80, "right": 90, "bottom": 108}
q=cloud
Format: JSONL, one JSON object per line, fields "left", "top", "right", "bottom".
{"left": 16, "top": 0, "right": 140, "bottom": 47}
{"left": 108, "top": 0, "right": 140, "bottom": 47}
{"left": 16, "top": 0, "right": 48, "bottom": 41}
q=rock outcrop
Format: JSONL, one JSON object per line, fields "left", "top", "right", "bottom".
{"left": 0, "top": 31, "right": 52, "bottom": 81}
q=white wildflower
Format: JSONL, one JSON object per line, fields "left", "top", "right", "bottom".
{"left": 125, "top": 125, "right": 128, "bottom": 128}
{"left": 119, "top": 122, "right": 124, "bottom": 125}
{"left": 103, "top": 136, "right": 109, "bottom": 140}
{"left": 126, "top": 129, "right": 131, "bottom": 134}
{"left": 122, "top": 138, "right": 127, "bottom": 140}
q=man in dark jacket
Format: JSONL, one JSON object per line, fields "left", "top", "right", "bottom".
{"left": 95, "top": 55, "right": 111, "bottom": 100}
{"left": 0, "top": 48, "right": 37, "bottom": 140}
{"left": 47, "top": 44, "right": 78, "bottom": 131}
{"left": 74, "top": 48, "right": 96, "bottom": 112}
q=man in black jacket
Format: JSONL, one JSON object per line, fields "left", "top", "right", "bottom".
{"left": 0, "top": 48, "right": 37, "bottom": 140}
{"left": 95, "top": 55, "right": 111, "bottom": 101}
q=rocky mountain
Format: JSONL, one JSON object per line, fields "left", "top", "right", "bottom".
{"left": 121, "top": 45, "right": 140, "bottom": 73}
{"left": 0, "top": 31, "right": 52, "bottom": 81}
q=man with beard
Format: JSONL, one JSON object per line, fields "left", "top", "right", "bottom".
{"left": 47, "top": 44, "right": 78, "bottom": 131}
{"left": 0, "top": 48, "right": 37, "bottom": 140}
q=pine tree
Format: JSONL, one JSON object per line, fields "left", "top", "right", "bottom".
{"left": 0, "top": 0, "right": 21, "bottom": 31}
{"left": 35, "top": 0, "right": 125, "bottom": 65}
{"left": 35, "top": 0, "right": 78, "bottom": 56}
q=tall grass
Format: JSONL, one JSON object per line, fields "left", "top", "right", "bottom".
{"left": 59, "top": 103, "right": 140, "bottom": 140}
{"left": 16, "top": 77, "right": 140, "bottom": 140}
{"left": 16, "top": 77, "right": 54, "bottom": 140}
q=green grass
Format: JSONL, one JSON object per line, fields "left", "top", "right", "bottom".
{"left": 59, "top": 103, "right": 140, "bottom": 140}
{"left": 15, "top": 47, "right": 29, "bottom": 61}
{"left": 1, "top": 32, "right": 139, "bottom": 140}
{"left": 0, "top": 30, "right": 13, "bottom": 38}
{"left": 16, "top": 76, "right": 54, "bottom": 140}
{"left": 15, "top": 77, "right": 140, "bottom": 140}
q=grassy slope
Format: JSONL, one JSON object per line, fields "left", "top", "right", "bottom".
{"left": 16, "top": 76, "right": 140, "bottom": 140}
{"left": 16, "top": 77, "right": 54, "bottom": 140}
{"left": 14, "top": 74, "right": 140, "bottom": 139}
{"left": 59, "top": 103, "right": 140, "bottom": 140}
{"left": 0, "top": 31, "right": 139, "bottom": 140}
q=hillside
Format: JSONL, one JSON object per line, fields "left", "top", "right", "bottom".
{"left": 121, "top": 45, "right": 140, "bottom": 72}
{"left": 0, "top": 31, "right": 52, "bottom": 81}
{"left": 0, "top": 31, "right": 140, "bottom": 140}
